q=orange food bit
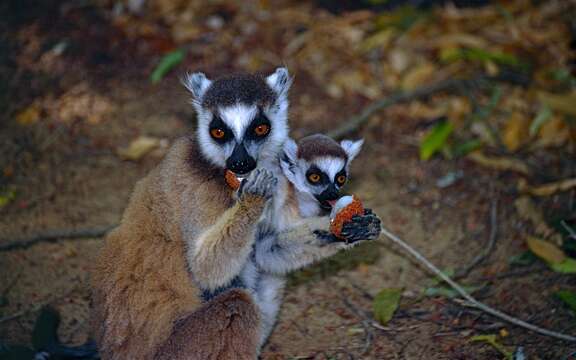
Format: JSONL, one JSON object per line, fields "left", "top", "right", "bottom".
{"left": 330, "top": 196, "right": 364, "bottom": 240}
{"left": 225, "top": 170, "right": 241, "bottom": 190}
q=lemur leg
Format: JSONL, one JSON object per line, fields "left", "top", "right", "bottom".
{"left": 255, "top": 210, "right": 381, "bottom": 275}
{"left": 155, "top": 289, "right": 261, "bottom": 360}
{"left": 189, "top": 169, "right": 277, "bottom": 291}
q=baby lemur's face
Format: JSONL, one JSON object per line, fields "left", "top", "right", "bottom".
{"left": 184, "top": 68, "right": 291, "bottom": 175}
{"left": 281, "top": 134, "right": 363, "bottom": 210}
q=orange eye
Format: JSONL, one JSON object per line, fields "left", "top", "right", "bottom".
{"left": 308, "top": 173, "right": 321, "bottom": 183}
{"left": 254, "top": 124, "right": 270, "bottom": 137}
{"left": 337, "top": 175, "right": 347, "bottom": 185}
{"left": 210, "top": 128, "right": 225, "bottom": 139}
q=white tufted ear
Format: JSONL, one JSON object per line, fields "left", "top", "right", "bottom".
{"left": 340, "top": 139, "right": 364, "bottom": 161}
{"left": 280, "top": 138, "right": 298, "bottom": 183}
{"left": 266, "top": 67, "right": 292, "bottom": 98}
{"left": 182, "top": 72, "right": 212, "bottom": 102}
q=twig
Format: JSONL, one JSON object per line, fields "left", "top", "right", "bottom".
{"left": 455, "top": 199, "right": 498, "bottom": 279}
{"left": 380, "top": 225, "right": 576, "bottom": 342}
{"left": 0, "top": 225, "right": 114, "bottom": 252}
{"left": 339, "top": 295, "right": 375, "bottom": 355}
{"left": 327, "top": 72, "right": 528, "bottom": 139}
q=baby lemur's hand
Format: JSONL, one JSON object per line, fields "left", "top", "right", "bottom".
{"left": 237, "top": 168, "right": 278, "bottom": 201}
{"left": 314, "top": 209, "right": 381, "bottom": 245}
{"left": 340, "top": 208, "right": 381, "bottom": 243}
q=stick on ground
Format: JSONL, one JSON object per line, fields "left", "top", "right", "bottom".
{"left": 328, "top": 72, "right": 529, "bottom": 139}
{"left": 0, "top": 225, "right": 114, "bottom": 252}
{"left": 380, "top": 225, "right": 576, "bottom": 342}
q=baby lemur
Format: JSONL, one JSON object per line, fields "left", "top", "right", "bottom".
{"left": 203, "top": 134, "right": 382, "bottom": 347}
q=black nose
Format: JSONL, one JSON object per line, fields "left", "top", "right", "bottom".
{"left": 226, "top": 143, "right": 256, "bottom": 175}
{"left": 319, "top": 184, "right": 339, "bottom": 201}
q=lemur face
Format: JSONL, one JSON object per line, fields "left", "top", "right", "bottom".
{"left": 281, "top": 134, "right": 364, "bottom": 210}
{"left": 184, "top": 68, "right": 291, "bottom": 174}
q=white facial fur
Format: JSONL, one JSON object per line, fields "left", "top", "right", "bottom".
{"left": 280, "top": 137, "right": 364, "bottom": 198}
{"left": 183, "top": 68, "right": 291, "bottom": 169}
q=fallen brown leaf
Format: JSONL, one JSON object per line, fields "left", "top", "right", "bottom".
{"left": 514, "top": 196, "right": 563, "bottom": 245}
{"left": 503, "top": 111, "right": 529, "bottom": 152}
{"left": 526, "top": 236, "right": 566, "bottom": 264}
{"left": 117, "top": 136, "right": 160, "bottom": 161}
{"left": 467, "top": 152, "right": 530, "bottom": 175}
{"left": 518, "top": 178, "right": 576, "bottom": 197}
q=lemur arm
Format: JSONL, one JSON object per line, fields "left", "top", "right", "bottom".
{"left": 255, "top": 211, "right": 381, "bottom": 275}
{"left": 254, "top": 216, "right": 347, "bottom": 275}
{"left": 188, "top": 169, "right": 277, "bottom": 291}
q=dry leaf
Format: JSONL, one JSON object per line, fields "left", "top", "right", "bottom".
{"left": 117, "top": 136, "right": 160, "bottom": 161}
{"left": 538, "top": 91, "right": 576, "bottom": 117}
{"left": 401, "top": 63, "right": 436, "bottom": 91}
{"left": 467, "top": 152, "right": 530, "bottom": 175}
{"left": 526, "top": 236, "right": 566, "bottom": 264}
{"left": 514, "top": 196, "right": 562, "bottom": 245}
{"left": 16, "top": 104, "right": 41, "bottom": 125}
{"left": 535, "top": 115, "right": 570, "bottom": 148}
{"left": 518, "top": 178, "right": 576, "bottom": 197}
{"left": 503, "top": 112, "right": 529, "bottom": 152}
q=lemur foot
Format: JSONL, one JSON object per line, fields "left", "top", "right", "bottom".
{"left": 340, "top": 208, "right": 381, "bottom": 243}
{"left": 238, "top": 168, "right": 278, "bottom": 201}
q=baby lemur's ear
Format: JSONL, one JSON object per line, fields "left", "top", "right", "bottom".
{"left": 280, "top": 138, "right": 298, "bottom": 182}
{"left": 340, "top": 139, "right": 364, "bottom": 162}
{"left": 266, "top": 68, "right": 292, "bottom": 99}
{"left": 182, "top": 72, "right": 212, "bottom": 102}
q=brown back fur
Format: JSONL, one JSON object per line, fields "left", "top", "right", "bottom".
{"left": 92, "top": 136, "right": 243, "bottom": 359}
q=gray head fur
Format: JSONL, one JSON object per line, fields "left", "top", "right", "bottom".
{"left": 183, "top": 68, "right": 292, "bottom": 171}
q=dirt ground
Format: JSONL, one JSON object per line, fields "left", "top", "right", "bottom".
{"left": 1, "top": 1, "right": 576, "bottom": 359}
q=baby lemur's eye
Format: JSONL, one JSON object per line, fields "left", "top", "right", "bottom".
{"left": 210, "top": 128, "right": 226, "bottom": 139}
{"left": 336, "top": 174, "right": 347, "bottom": 185}
{"left": 308, "top": 173, "right": 321, "bottom": 184}
{"left": 254, "top": 124, "right": 270, "bottom": 137}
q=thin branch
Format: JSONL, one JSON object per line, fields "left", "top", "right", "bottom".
{"left": 380, "top": 225, "right": 576, "bottom": 342}
{"left": 328, "top": 72, "right": 529, "bottom": 139}
{"left": 455, "top": 199, "right": 498, "bottom": 279}
{"left": 0, "top": 225, "right": 114, "bottom": 252}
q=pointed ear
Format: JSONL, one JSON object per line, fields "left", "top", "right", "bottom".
{"left": 340, "top": 139, "right": 364, "bottom": 161}
{"left": 280, "top": 138, "right": 298, "bottom": 181}
{"left": 182, "top": 72, "right": 212, "bottom": 102}
{"left": 282, "top": 137, "right": 298, "bottom": 164}
{"left": 266, "top": 67, "right": 292, "bottom": 98}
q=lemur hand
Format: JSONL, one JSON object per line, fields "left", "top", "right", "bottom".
{"left": 340, "top": 209, "right": 381, "bottom": 243}
{"left": 238, "top": 168, "right": 278, "bottom": 201}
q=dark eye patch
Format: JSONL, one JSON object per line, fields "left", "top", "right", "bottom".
{"left": 306, "top": 165, "right": 328, "bottom": 185}
{"left": 245, "top": 109, "right": 271, "bottom": 142}
{"left": 335, "top": 169, "right": 347, "bottom": 186}
{"left": 209, "top": 113, "right": 234, "bottom": 144}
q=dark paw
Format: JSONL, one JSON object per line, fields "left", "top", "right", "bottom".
{"left": 340, "top": 213, "right": 382, "bottom": 244}
{"left": 313, "top": 230, "right": 339, "bottom": 244}
{"left": 238, "top": 169, "right": 278, "bottom": 201}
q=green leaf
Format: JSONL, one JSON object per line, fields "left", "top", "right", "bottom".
{"left": 32, "top": 306, "right": 60, "bottom": 351}
{"left": 529, "top": 105, "right": 552, "bottom": 136}
{"left": 452, "top": 139, "right": 482, "bottom": 157}
{"left": 508, "top": 251, "right": 538, "bottom": 266}
{"left": 556, "top": 290, "right": 576, "bottom": 314}
{"left": 0, "top": 344, "right": 36, "bottom": 360}
{"left": 469, "top": 334, "right": 513, "bottom": 360}
{"left": 373, "top": 288, "right": 402, "bottom": 325}
{"left": 420, "top": 120, "right": 454, "bottom": 160}
{"left": 0, "top": 188, "right": 16, "bottom": 209}
{"left": 550, "top": 257, "right": 576, "bottom": 273}
{"left": 424, "top": 284, "right": 484, "bottom": 298}
{"left": 150, "top": 49, "right": 186, "bottom": 84}
{"left": 440, "top": 47, "right": 521, "bottom": 68}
